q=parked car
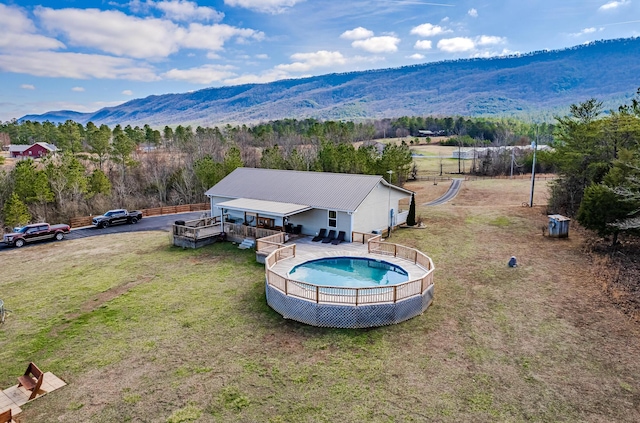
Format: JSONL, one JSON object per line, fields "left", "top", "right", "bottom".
{"left": 3, "top": 223, "right": 70, "bottom": 248}
{"left": 92, "top": 209, "right": 143, "bottom": 228}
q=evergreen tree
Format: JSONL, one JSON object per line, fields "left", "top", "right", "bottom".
{"left": 88, "top": 169, "right": 112, "bottom": 197}
{"left": 406, "top": 193, "right": 417, "bottom": 226}
{"left": 3, "top": 192, "right": 31, "bottom": 227}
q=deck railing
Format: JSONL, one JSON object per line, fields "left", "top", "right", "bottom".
{"left": 256, "top": 232, "right": 287, "bottom": 255}
{"left": 265, "top": 239, "right": 434, "bottom": 306}
{"left": 351, "top": 231, "right": 382, "bottom": 244}
{"left": 173, "top": 215, "right": 223, "bottom": 239}
{"left": 225, "top": 222, "right": 282, "bottom": 240}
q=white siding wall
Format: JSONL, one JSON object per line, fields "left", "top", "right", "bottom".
{"left": 353, "top": 183, "right": 410, "bottom": 234}
{"left": 210, "top": 196, "right": 245, "bottom": 222}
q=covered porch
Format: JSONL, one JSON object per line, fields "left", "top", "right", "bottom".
{"left": 215, "top": 198, "right": 311, "bottom": 235}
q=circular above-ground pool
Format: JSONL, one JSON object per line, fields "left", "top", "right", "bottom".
{"left": 288, "top": 257, "right": 408, "bottom": 288}
{"left": 265, "top": 246, "right": 435, "bottom": 329}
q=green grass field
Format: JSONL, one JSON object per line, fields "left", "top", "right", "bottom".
{"left": 1, "top": 179, "right": 639, "bottom": 422}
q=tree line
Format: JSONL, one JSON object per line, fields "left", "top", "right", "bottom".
{"left": 0, "top": 114, "right": 559, "bottom": 229}
{"left": 549, "top": 89, "right": 640, "bottom": 245}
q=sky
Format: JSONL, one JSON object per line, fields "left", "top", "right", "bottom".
{"left": 1, "top": 0, "right": 639, "bottom": 122}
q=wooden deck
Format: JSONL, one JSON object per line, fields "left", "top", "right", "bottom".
{"left": 0, "top": 372, "right": 66, "bottom": 417}
{"left": 266, "top": 234, "right": 434, "bottom": 306}
{"left": 172, "top": 217, "right": 286, "bottom": 249}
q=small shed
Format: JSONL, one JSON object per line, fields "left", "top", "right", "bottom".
{"left": 548, "top": 215, "right": 570, "bottom": 238}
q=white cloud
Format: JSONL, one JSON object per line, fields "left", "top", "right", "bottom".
{"left": 476, "top": 35, "right": 506, "bottom": 46}
{"left": 276, "top": 50, "right": 346, "bottom": 72}
{"left": 255, "top": 53, "right": 269, "bottom": 59}
{"left": 570, "top": 27, "right": 604, "bottom": 36}
{"left": 163, "top": 64, "right": 237, "bottom": 84}
{"left": 341, "top": 27, "right": 374, "bottom": 40}
{"left": 408, "top": 53, "right": 425, "bottom": 60}
{"left": 414, "top": 40, "right": 432, "bottom": 50}
{"left": 410, "top": 23, "right": 447, "bottom": 37}
{"left": 0, "top": 4, "right": 65, "bottom": 52}
{"left": 153, "top": 0, "right": 224, "bottom": 22}
{"left": 599, "top": 0, "right": 630, "bottom": 11}
{"left": 181, "top": 23, "right": 264, "bottom": 52}
{"left": 437, "top": 37, "right": 475, "bottom": 52}
{"left": 71, "top": 86, "right": 85, "bottom": 92}
{"left": 468, "top": 8, "right": 478, "bottom": 17}
{"left": 441, "top": 16, "right": 449, "bottom": 22}
{"left": 20, "top": 84, "right": 35, "bottom": 90}
{"left": 122, "top": 90, "right": 134, "bottom": 95}
{"left": 352, "top": 36, "right": 400, "bottom": 53}
{"left": 0, "top": 51, "right": 159, "bottom": 81}
{"left": 35, "top": 7, "right": 263, "bottom": 60}
{"left": 223, "top": 0, "right": 303, "bottom": 14}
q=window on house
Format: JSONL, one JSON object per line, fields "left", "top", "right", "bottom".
{"left": 328, "top": 210, "right": 337, "bottom": 228}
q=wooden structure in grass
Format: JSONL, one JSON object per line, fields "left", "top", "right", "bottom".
{"left": 17, "top": 363, "right": 43, "bottom": 400}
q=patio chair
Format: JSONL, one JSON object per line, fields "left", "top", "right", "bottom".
{"left": 312, "top": 228, "right": 327, "bottom": 242}
{"left": 322, "top": 230, "right": 337, "bottom": 243}
{"left": 331, "top": 231, "right": 346, "bottom": 245}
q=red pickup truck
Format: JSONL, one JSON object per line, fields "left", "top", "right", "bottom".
{"left": 3, "top": 223, "right": 70, "bottom": 248}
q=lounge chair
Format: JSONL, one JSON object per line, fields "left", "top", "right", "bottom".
{"left": 331, "top": 231, "right": 346, "bottom": 245}
{"left": 322, "top": 230, "right": 337, "bottom": 243}
{"left": 312, "top": 228, "right": 327, "bottom": 242}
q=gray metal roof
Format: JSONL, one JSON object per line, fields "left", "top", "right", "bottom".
{"left": 205, "top": 168, "right": 412, "bottom": 212}
{"left": 216, "top": 198, "right": 312, "bottom": 217}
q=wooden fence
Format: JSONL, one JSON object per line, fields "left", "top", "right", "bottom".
{"left": 69, "top": 202, "right": 209, "bottom": 228}
{"left": 414, "top": 174, "right": 555, "bottom": 182}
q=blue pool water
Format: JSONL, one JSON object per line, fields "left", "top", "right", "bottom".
{"left": 289, "top": 257, "right": 408, "bottom": 288}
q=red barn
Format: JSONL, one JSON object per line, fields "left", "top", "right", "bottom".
{"left": 8, "top": 142, "right": 58, "bottom": 158}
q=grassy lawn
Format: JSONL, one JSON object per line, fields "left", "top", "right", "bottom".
{"left": 2, "top": 179, "right": 640, "bottom": 422}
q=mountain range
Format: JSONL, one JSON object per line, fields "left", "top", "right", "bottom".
{"left": 21, "top": 37, "right": 640, "bottom": 127}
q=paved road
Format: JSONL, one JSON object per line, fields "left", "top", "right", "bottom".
{"left": 0, "top": 211, "right": 206, "bottom": 252}
{"left": 424, "top": 178, "right": 464, "bottom": 206}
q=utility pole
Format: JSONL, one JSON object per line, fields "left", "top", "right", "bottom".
{"left": 387, "top": 170, "right": 393, "bottom": 237}
{"left": 510, "top": 148, "right": 514, "bottom": 179}
{"left": 529, "top": 125, "right": 538, "bottom": 207}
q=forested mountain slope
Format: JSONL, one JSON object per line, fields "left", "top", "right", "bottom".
{"left": 21, "top": 37, "right": 640, "bottom": 126}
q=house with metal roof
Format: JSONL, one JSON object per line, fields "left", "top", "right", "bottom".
{"left": 8, "top": 142, "right": 58, "bottom": 158}
{"left": 205, "top": 168, "right": 413, "bottom": 242}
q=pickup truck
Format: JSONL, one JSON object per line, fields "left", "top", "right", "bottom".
{"left": 92, "top": 209, "right": 143, "bottom": 228}
{"left": 3, "top": 223, "right": 71, "bottom": 248}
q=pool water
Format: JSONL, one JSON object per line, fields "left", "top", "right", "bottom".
{"left": 289, "top": 257, "right": 408, "bottom": 288}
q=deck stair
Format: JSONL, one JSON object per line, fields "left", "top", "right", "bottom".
{"left": 238, "top": 238, "right": 256, "bottom": 250}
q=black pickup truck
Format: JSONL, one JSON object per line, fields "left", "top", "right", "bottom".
{"left": 92, "top": 209, "right": 143, "bottom": 228}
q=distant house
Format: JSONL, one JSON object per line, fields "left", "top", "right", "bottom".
{"left": 8, "top": 142, "right": 58, "bottom": 158}
{"left": 205, "top": 168, "right": 413, "bottom": 242}
{"left": 418, "top": 130, "right": 435, "bottom": 137}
